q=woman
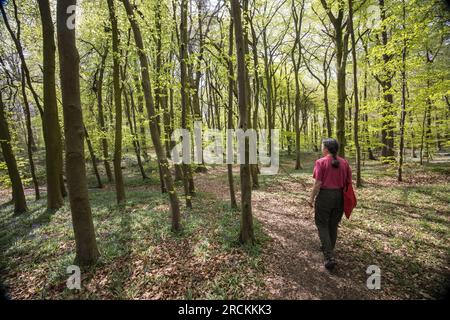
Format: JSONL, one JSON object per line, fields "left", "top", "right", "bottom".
{"left": 308, "top": 138, "right": 352, "bottom": 271}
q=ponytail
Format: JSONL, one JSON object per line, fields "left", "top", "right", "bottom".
{"left": 331, "top": 154, "right": 340, "bottom": 168}
{"left": 322, "top": 138, "right": 340, "bottom": 168}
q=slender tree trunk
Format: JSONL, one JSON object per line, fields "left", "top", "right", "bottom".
{"left": 320, "top": 0, "right": 349, "bottom": 157}
{"left": 323, "top": 84, "right": 332, "bottom": 137}
{"left": 96, "top": 46, "right": 114, "bottom": 183}
{"left": 107, "top": 0, "right": 126, "bottom": 204}
{"left": 335, "top": 32, "right": 348, "bottom": 158}
{"left": 398, "top": 0, "right": 407, "bottom": 182}
{"left": 420, "top": 108, "right": 427, "bottom": 165}
{"left": 292, "top": 0, "right": 305, "bottom": 169}
{"left": 155, "top": 2, "right": 169, "bottom": 193}
{"left": 84, "top": 125, "right": 103, "bottom": 188}
{"left": 425, "top": 80, "right": 433, "bottom": 162}
{"left": 348, "top": 0, "right": 361, "bottom": 187}
{"left": 122, "top": 0, "right": 181, "bottom": 232}
{"left": 56, "top": 0, "right": 100, "bottom": 266}
{"left": 180, "top": 0, "right": 193, "bottom": 208}
{"left": 231, "top": 0, "right": 254, "bottom": 245}
{"left": 37, "top": 0, "right": 64, "bottom": 209}
{"left": 191, "top": 1, "right": 208, "bottom": 173}
{"left": 125, "top": 89, "right": 147, "bottom": 180}
{"left": 131, "top": 67, "right": 149, "bottom": 163}
{"left": 378, "top": 0, "right": 395, "bottom": 159}
{"left": 263, "top": 30, "right": 272, "bottom": 153}
{"left": 20, "top": 67, "right": 40, "bottom": 200}
{"left": 227, "top": 17, "right": 238, "bottom": 209}
{"left": 0, "top": 92, "right": 28, "bottom": 214}
{"left": 169, "top": 74, "right": 184, "bottom": 182}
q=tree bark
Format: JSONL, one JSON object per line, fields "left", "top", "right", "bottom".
{"left": 320, "top": 0, "right": 350, "bottom": 157}
{"left": 96, "top": 46, "right": 114, "bottom": 183}
{"left": 84, "top": 125, "right": 103, "bottom": 188}
{"left": 378, "top": 0, "right": 395, "bottom": 159}
{"left": 180, "top": 0, "right": 194, "bottom": 208}
{"left": 107, "top": 0, "right": 126, "bottom": 204}
{"left": 122, "top": 0, "right": 181, "bottom": 232}
{"left": 292, "top": 0, "right": 305, "bottom": 169}
{"left": 20, "top": 66, "right": 40, "bottom": 200}
{"left": 231, "top": 0, "right": 254, "bottom": 245}
{"left": 37, "top": 0, "right": 65, "bottom": 209}
{"left": 348, "top": 0, "right": 362, "bottom": 187}
{"left": 398, "top": 0, "right": 407, "bottom": 182}
{"left": 125, "top": 88, "right": 148, "bottom": 180}
{"left": 0, "top": 92, "right": 28, "bottom": 214}
{"left": 57, "top": 0, "right": 100, "bottom": 266}
{"left": 227, "top": 16, "right": 238, "bottom": 209}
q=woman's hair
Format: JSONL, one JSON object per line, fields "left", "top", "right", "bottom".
{"left": 322, "top": 138, "right": 340, "bottom": 168}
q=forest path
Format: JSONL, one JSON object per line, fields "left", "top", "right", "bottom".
{"left": 195, "top": 163, "right": 376, "bottom": 300}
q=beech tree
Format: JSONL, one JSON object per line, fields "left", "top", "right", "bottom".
{"left": 0, "top": 90, "right": 27, "bottom": 214}
{"left": 56, "top": 0, "right": 99, "bottom": 265}
{"left": 37, "top": 0, "right": 65, "bottom": 210}
{"left": 231, "top": 0, "right": 254, "bottom": 245}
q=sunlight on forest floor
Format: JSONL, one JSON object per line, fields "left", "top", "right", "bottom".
{"left": 0, "top": 153, "right": 449, "bottom": 299}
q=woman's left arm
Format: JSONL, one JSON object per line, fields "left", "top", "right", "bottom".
{"left": 308, "top": 179, "right": 322, "bottom": 207}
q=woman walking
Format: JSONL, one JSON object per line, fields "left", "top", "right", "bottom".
{"left": 308, "top": 138, "right": 352, "bottom": 271}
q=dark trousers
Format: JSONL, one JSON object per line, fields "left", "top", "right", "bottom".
{"left": 314, "top": 189, "right": 344, "bottom": 260}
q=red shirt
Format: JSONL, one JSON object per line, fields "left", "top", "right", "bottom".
{"left": 313, "top": 155, "right": 352, "bottom": 189}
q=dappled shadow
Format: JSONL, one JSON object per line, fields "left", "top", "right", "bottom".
{"left": 359, "top": 200, "right": 449, "bottom": 227}
{"left": 0, "top": 201, "right": 49, "bottom": 255}
{"left": 252, "top": 192, "right": 376, "bottom": 299}
{"left": 0, "top": 200, "right": 51, "bottom": 299}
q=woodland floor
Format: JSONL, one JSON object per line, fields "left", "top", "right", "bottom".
{"left": 0, "top": 152, "right": 449, "bottom": 300}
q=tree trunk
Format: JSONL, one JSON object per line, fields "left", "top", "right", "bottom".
{"left": 20, "top": 67, "right": 40, "bottom": 200}
{"left": 378, "top": 0, "right": 395, "bottom": 159}
{"left": 292, "top": 0, "right": 305, "bottom": 169}
{"left": 125, "top": 89, "right": 148, "bottom": 180}
{"left": 0, "top": 92, "right": 28, "bottom": 214}
{"left": 348, "top": 0, "right": 362, "bottom": 187}
{"left": 155, "top": 2, "right": 169, "bottom": 193}
{"left": 57, "top": 0, "right": 100, "bottom": 266}
{"left": 398, "top": 0, "right": 407, "bottom": 182}
{"left": 37, "top": 0, "right": 65, "bottom": 209}
{"left": 335, "top": 32, "right": 348, "bottom": 158}
{"left": 180, "top": 0, "right": 194, "bottom": 208}
{"left": 84, "top": 125, "right": 103, "bottom": 188}
{"left": 227, "top": 16, "right": 238, "bottom": 209}
{"left": 320, "top": 0, "right": 349, "bottom": 157}
{"left": 122, "top": 0, "right": 181, "bottom": 232}
{"left": 231, "top": 0, "right": 254, "bottom": 245}
{"left": 107, "top": 0, "right": 126, "bottom": 204}
{"left": 96, "top": 46, "right": 114, "bottom": 183}
{"left": 323, "top": 84, "right": 332, "bottom": 138}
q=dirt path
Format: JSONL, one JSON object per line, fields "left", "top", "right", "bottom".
{"left": 195, "top": 166, "right": 377, "bottom": 300}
